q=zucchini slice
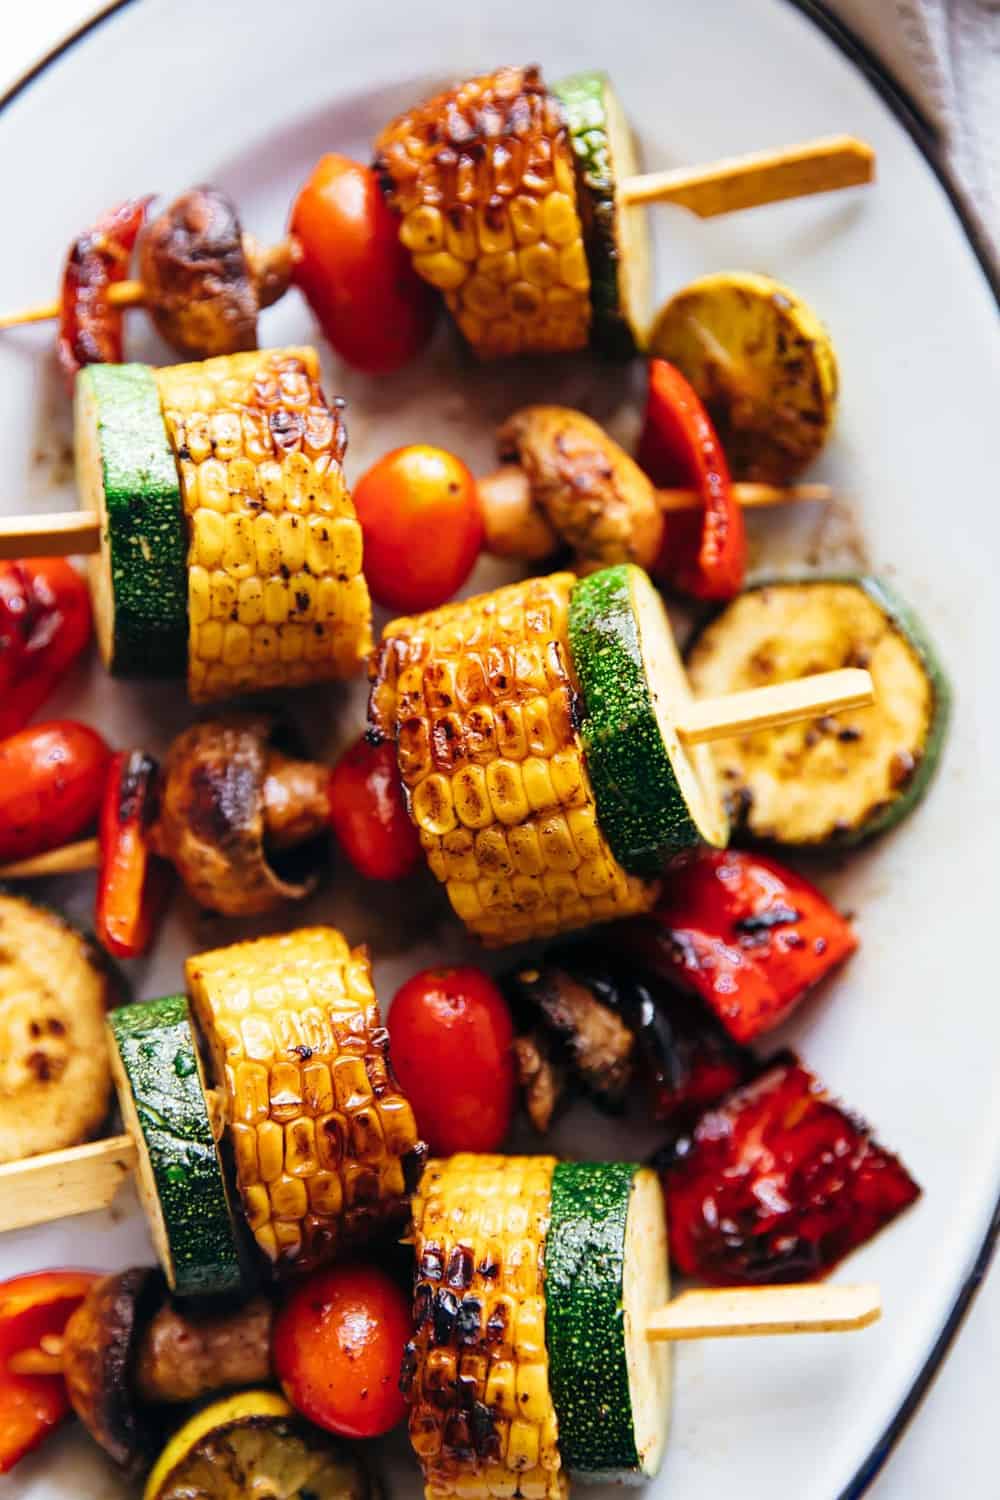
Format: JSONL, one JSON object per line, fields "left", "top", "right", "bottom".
{"left": 144, "top": 1390, "right": 371, "bottom": 1500}
{"left": 646, "top": 271, "right": 839, "bottom": 481}
{"left": 569, "top": 564, "right": 728, "bottom": 875}
{"left": 75, "top": 363, "right": 188, "bottom": 677}
{"left": 555, "top": 71, "right": 651, "bottom": 359}
{"left": 546, "top": 1162, "right": 671, "bottom": 1481}
{"left": 108, "top": 995, "right": 243, "bottom": 1298}
{"left": 0, "top": 892, "right": 117, "bottom": 1164}
{"left": 686, "top": 577, "right": 950, "bottom": 844}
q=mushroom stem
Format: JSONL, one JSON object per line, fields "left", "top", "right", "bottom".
{"left": 242, "top": 232, "right": 296, "bottom": 310}
{"left": 262, "top": 750, "right": 332, "bottom": 849}
{"left": 477, "top": 467, "right": 560, "bottom": 561}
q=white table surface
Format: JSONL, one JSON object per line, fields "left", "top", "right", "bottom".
{"left": 2, "top": 4, "right": 996, "bottom": 1498}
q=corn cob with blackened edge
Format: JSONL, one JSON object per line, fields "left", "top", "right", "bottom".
{"left": 375, "top": 67, "right": 592, "bottom": 360}
{"left": 156, "top": 347, "right": 372, "bottom": 702}
{"left": 403, "top": 1153, "right": 567, "bottom": 1500}
{"left": 186, "top": 927, "right": 424, "bottom": 1273}
{"left": 369, "top": 573, "right": 658, "bottom": 945}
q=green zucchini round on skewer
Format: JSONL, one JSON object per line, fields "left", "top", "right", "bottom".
{"left": 108, "top": 995, "right": 244, "bottom": 1298}
{"left": 646, "top": 271, "right": 839, "bottom": 482}
{"left": 546, "top": 1161, "right": 671, "bottom": 1481}
{"left": 686, "top": 577, "right": 950, "bottom": 844}
{"left": 555, "top": 70, "right": 652, "bottom": 358}
{"left": 74, "top": 362, "right": 188, "bottom": 677}
{"left": 569, "top": 563, "right": 729, "bottom": 875}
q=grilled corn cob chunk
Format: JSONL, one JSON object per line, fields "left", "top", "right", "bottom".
{"left": 369, "top": 573, "right": 657, "bottom": 945}
{"left": 156, "top": 347, "right": 372, "bottom": 702}
{"left": 186, "top": 927, "right": 424, "bottom": 1273}
{"left": 375, "top": 66, "right": 591, "bottom": 360}
{"left": 403, "top": 1153, "right": 567, "bottom": 1500}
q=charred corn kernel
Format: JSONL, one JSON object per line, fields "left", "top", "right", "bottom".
{"left": 156, "top": 348, "right": 371, "bottom": 702}
{"left": 403, "top": 1156, "right": 567, "bottom": 1500}
{"left": 186, "top": 927, "right": 424, "bottom": 1274}
{"left": 369, "top": 574, "right": 657, "bottom": 946}
{"left": 376, "top": 66, "right": 591, "bottom": 359}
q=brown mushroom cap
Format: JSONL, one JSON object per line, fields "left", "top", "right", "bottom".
{"left": 155, "top": 714, "right": 326, "bottom": 916}
{"left": 138, "top": 187, "right": 261, "bottom": 357}
{"left": 62, "top": 1267, "right": 165, "bottom": 1476}
{"left": 496, "top": 405, "right": 664, "bottom": 572}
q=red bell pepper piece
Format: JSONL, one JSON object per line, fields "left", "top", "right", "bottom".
{"left": 659, "top": 1055, "right": 921, "bottom": 1284}
{"left": 625, "top": 848, "right": 857, "bottom": 1043}
{"left": 0, "top": 560, "right": 92, "bottom": 738}
{"left": 58, "top": 196, "right": 151, "bottom": 384}
{"left": 96, "top": 749, "right": 171, "bottom": 958}
{"left": 638, "top": 358, "right": 747, "bottom": 600}
{"left": 0, "top": 1269, "right": 100, "bottom": 1473}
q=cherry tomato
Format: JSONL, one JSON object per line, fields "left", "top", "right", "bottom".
{"left": 389, "top": 967, "right": 516, "bottom": 1154}
{"left": 0, "top": 1269, "right": 100, "bottom": 1474}
{"left": 290, "top": 154, "right": 437, "bottom": 375}
{"left": 0, "top": 721, "right": 111, "bottom": 864}
{"left": 353, "top": 445, "right": 483, "bottom": 613}
{"left": 327, "top": 735, "right": 421, "bottom": 882}
{"left": 273, "top": 1264, "right": 411, "bottom": 1439}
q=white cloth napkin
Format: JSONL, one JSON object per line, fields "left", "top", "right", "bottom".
{"left": 829, "top": 0, "right": 1000, "bottom": 270}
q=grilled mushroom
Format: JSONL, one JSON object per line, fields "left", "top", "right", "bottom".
{"left": 504, "top": 961, "right": 635, "bottom": 1113}
{"left": 511, "top": 1029, "right": 570, "bottom": 1133}
{"left": 154, "top": 714, "right": 330, "bottom": 916}
{"left": 138, "top": 187, "right": 293, "bottom": 358}
{"left": 62, "top": 1268, "right": 165, "bottom": 1477}
{"left": 136, "top": 1295, "right": 273, "bottom": 1404}
{"left": 479, "top": 405, "right": 664, "bottom": 570}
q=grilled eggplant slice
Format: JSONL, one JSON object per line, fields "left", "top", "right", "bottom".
{"left": 686, "top": 577, "right": 950, "bottom": 844}
{"left": 0, "top": 893, "right": 119, "bottom": 1163}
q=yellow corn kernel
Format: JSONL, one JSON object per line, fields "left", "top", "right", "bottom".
{"left": 400, "top": 205, "right": 446, "bottom": 253}
{"left": 186, "top": 928, "right": 423, "bottom": 1274}
{"left": 156, "top": 348, "right": 372, "bottom": 702}
{"left": 413, "top": 251, "right": 468, "bottom": 291}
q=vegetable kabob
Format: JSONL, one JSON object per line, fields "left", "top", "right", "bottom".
{"left": 0, "top": 76, "right": 872, "bottom": 373}
{"left": 0, "top": 345, "right": 373, "bottom": 702}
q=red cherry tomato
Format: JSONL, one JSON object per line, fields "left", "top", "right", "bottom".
{"left": 353, "top": 445, "right": 483, "bottom": 613}
{"left": 327, "top": 735, "right": 421, "bottom": 882}
{"left": 389, "top": 967, "right": 516, "bottom": 1154}
{"left": 0, "top": 1269, "right": 100, "bottom": 1474}
{"left": 273, "top": 1263, "right": 411, "bottom": 1439}
{"left": 289, "top": 154, "right": 437, "bottom": 375}
{"left": 0, "top": 721, "right": 111, "bottom": 864}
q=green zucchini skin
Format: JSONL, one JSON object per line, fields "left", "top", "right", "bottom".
{"left": 688, "top": 574, "right": 951, "bottom": 846}
{"left": 555, "top": 72, "right": 646, "bottom": 360}
{"left": 843, "top": 577, "right": 951, "bottom": 842}
{"left": 546, "top": 1161, "right": 640, "bottom": 1477}
{"left": 109, "top": 995, "right": 243, "bottom": 1299}
{"left": 569, "top": 565, "right": 705, "bottom": 875}
{"left": 75, "top": 363, "right": 187, "bottom": 678}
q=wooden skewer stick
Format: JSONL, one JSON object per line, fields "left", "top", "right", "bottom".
{"left": 0, "top": 482, "right": 831, "bottom": 565}
{"left": 676, "top": 667, "right": 873, "bottom": 746}
{"left": 620, "top": 135, "right": 875, "bottom": 214}
{"left": 0, "top": 837, "right": 100, "bottom": 880}
{"left": 645, "top": 1283, "right": 881, "bottom": 1340}
{"left": 0, "top": 279, "right": 144, "bottom": 331}
{"left": 8, "top": 1280, "right": 880, "bottom": 1380}
{"left": 0, "top": 1133, "right": 136, "bottom": 1233}
{"left": 0, "top": 509, "right": 101, "bottom": 560}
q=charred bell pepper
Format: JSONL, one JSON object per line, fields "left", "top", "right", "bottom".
{"left": 58, "top": 196, "right": 151, "bottom": 383}
{"left": 0, "top": 559, "right": 93, "bottom": 738}
{"left": 96, "top": 749, "right": 171, "bottom": 958}
{"left": 0, "top": 1269, "right": 100, "bottom": 1474}
{"left": 658, "top": 1055, "right": 921, "bottom": 1284}
{"left": 625, "top": 848, "right": 858, "bottom": 1043}
{"left": 638, "top": 357, "right": 746, "bottom": 600}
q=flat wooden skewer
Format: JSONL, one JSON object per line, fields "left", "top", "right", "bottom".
{"left": 0, "top": 137, "right": 874, "bottom": 334}
{"left": 0, "top": 481, "right": 832, "bottom": 563}
{"left": 7, "top": 1280, "right": 879, "bottom": 1379}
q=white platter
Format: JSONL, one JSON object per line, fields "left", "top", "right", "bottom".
{"left": 0, "top": 1, "right": 997, "bottom": 1496}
